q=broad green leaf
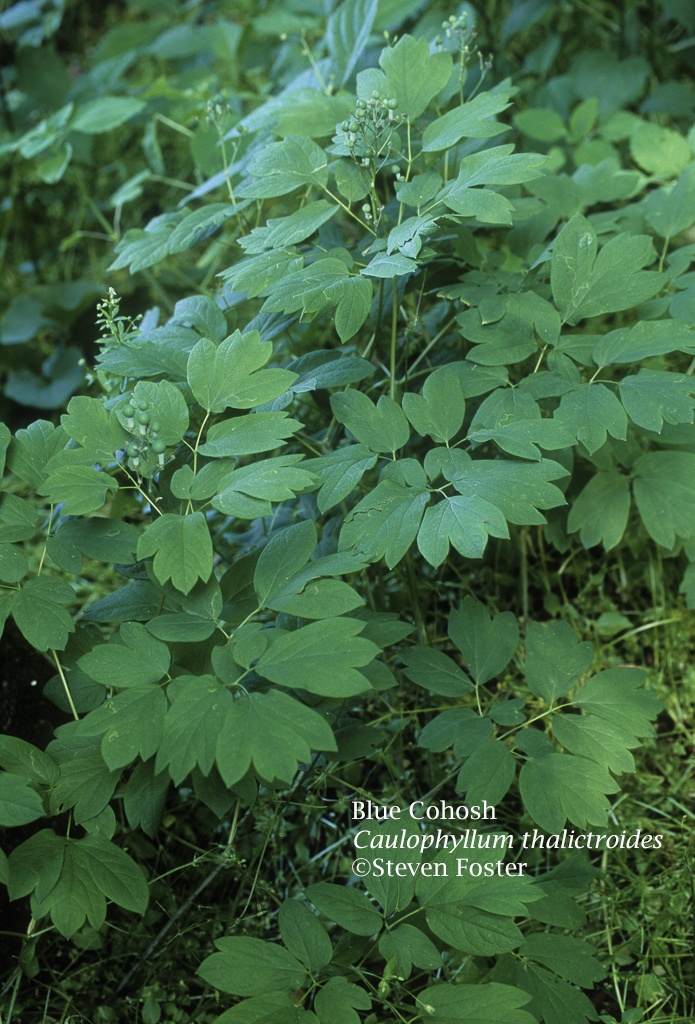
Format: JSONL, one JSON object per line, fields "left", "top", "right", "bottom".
{"left": 0, "top": 544, "right": 28, "bottom": 583}
{"left": 212, "top": 993, "right": 316, "bottom": 1023}
{"left": 593, "top": 320, "right": 695, "bottom": 366}
{"left": 254, "top": 520, "right": 316, "bottom": 605}
{"left": 519, "top": 933, "right": 605, "bottom": 988}
{"left": 456, "top": 739, "right": 516, "bottom": 804}
{"left": 71, "top": 97, "right": 145, "bottom": 134}
{"left": 39, "top": 466, "right": 117, "bottom": 516}
{"left": 418, "top": 982, "right": 535, "bottom": 1024}
{"left": 306, "top": 882, "right": 382, "bottom": 936}
{"left": 644, "top": 163, "right": 695, "bottom": 237}
{"left": 261, "top": 257, "right": 350, "bottom": 315}
{"left": 630, "top": 121, "right": 691, "bottom": 177}
{"left": 7, "top": 420, "right": 68, "bottom": 487}
{"left": 448, "top": 596, "right": 519, "bottom": 685}
{"left": 0, "top": 736, "right": 59, "bottom": 786}
{"left": 525, "top": 621, "right": 593, "bottom": 703}
{"left": 515, "top": 107, "right": 566, "bottom": 142}
{"left": 278, "top": 900, "right": 333, "bottom": 972}
{"left": 215, "top": 690, "right": 336, "bottom": 786}
{"left": 137, "top": 512, "right": 213, "bottom": 595}
{"left": 331, "top": 389, "right": 409, "bottom": 453}
{"left": 123, "top": 759, "right": 169, "bottom": 838}
{"left": 198, "top": 936, "right": 306, "bottom": 996}
{"left": 12, "top": 576, "right": 75, "bottom": 651}
{"left": 339, "top": 478, "right": 429, "bottom": 568}
{"left": 210, "top": 456, "right": 315, "bottom": 516}
{"left": 308, "top": 444, "right": 378, "bottom": 512}
{"left": 422, "top": 83, "right": 514, "bottom": 151}
{"left": 187, "top": 331, "right": 297, "bottom": 412}
{"left": 315, "top": 977, "right": 371, "bottom": 1024}
{"left": 418, "top": 494, "right": 509, "bottom": 566}
{"left": 198, "top": 412, "right": 302, "bottom": 457}
{"left": 618, "top": 370, "right": 695, "bottom": 431}
{"left": 270, "top": 578, "right": 364, "bottom": 619}
{"left": 131, "top": 380, "right": 189, "bottom": 445}
{"left": 255, "top": 618, "right": 378, "bottom": 697}
{"left": 361, "top": 252, "right": 419, "bottom": 277}
{"left": 514, "top": 962, "right": 600, "bottom": 1024}
{"left": 58, "top": 395, "right": 128, "bottom": 465}
{"left": 572, "top": 667, "right": 660, "bottom": 738}
{"left": 167, "top": 203, "right": 238, "bottom": 255}
{"left": 327, "top": 0, "right": 378, "bottom": 85}
{"left": 557, "top": 383, "right": 626, "bottom": 454}
{"left": 567, "top": 470, "right": 631, "bottom": 550}
{"left": 400, "top": 647, "right": 473, "bottom": 696}
{"left": 51, "top": 750, "right": 120, "bottom": 824}
{"left": 379, "top": 34, "right": 453, "bottom": 118}
{"left": 551, "top": 713, "right": 638, "bottom": 775}
{"left": 550, "top": 214, "right": 597, "bottom": 324}
{"left": 238, "top": 136, "right": 329, "bottom": 198}
{"left": 56, "top": 519, "right": 139, "bottom": 565}
{"left": 75, "top": 687, "right": 168, "bottom": 770}
{"left": 109, "top": 216, "right": 177, "bottom": 273}
{"left": 378, "top": 924, "right": 441, "bottom": 978}
{"left": 335, "top": 277, "right": 372, "bottom": 342}
{"left": 0, "top": 773, "right": 45, "bottom": 826}
{"left": 447, "top": 454, "right": 568, "bottom": 525}
{"left": 632, "top": 451, "right": 695, "bottom": 547}
{"left": 418, "top": 709, "right": 491, "bottom": 755}
{"left": 78, "top": 622, "right": 170, "bottom": 688}
{"left": 402, "top": 367, "right": 465, "bottom": 443}
{"left": 7, "top": 828, "right": 65, "bottom": 903}
{"left": 145, "top": 613, "right": 216, "bottom": 642}
{"left": 519, "top": 754, "right": 619, "bottom": 832}
{"left": 156, "top": 675, "right": 234, "bottom": 784}
{"left": 469, "top": 418, "right": 575, "bottom": 462}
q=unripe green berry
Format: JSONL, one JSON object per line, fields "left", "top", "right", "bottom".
{"left": 123, "top": 402, "right": 136, "bottom": 418}
{"left": 349, "top": 119, "right": 358, "bottom": 132}
{"left": 388, "top": 98, "right": 398, "bottom": 110}
{"left": 136, "top": 400, "right": 149, "bottom": 412}
{"left": 152, "top": 439, "right": 167, "bottom": 455}
{"left": 136, "top": 410, "right": 150, "bottom": 425}
{"left": 126, "top": 441, "right": 140, "bottom": 457}
{"left": 356, "top": 98, "right": 366, "bottom": 109}
{"left": 149, "top": 420, "right": 161, "bottom": 434}
{"left": 341, "top": 119, "right": 350, "bottom": 131}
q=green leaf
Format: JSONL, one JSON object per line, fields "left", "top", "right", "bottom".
{"left": 618, "top": 370, "right": 695, "bottom": 432}
{"left": 0, "top": 736, "right": 59, "bottom": 786}
{"left": 56, "top": 519, "right": 139, "bottom": 565}
{"left": 309, "top": 444, "right": 378, "bottom": 512}
{"left": 557, "top": 383, "right": 627, "bottom": 455}
{"left": 418, "top": 982, "right": 535, "bottom": 1023}
{"left": 39, "top": 465, "right": 118, "bottom": 516}
{"left": 361, "top": 252, "right": 419, "bottom": 277}
{"left": 131, "top": 380, "right": 189, "bottom": 445}
{"left": 592, "top": 319, "right": 695, "bottom": 367}
{"left": 572, "top": 667, "right": 660, "bottom": 738}
{"left": 519, "top": 754, "right": 619, "bottom": 832}
{"left": 12, "top": 576, "right": 75, "bottom": 651}
{"left": 51, "top": 750, "right": 120, "bottom": 824}
{"left": 418, "top": 494, "right": 509, "bottom": 566}
{"left": 315, "top": 977, "right": 371, "bottom": 1024}
{"left": 400, "top": 647, "right": 473, "bottom": 697}
{"left": 402, "top": 367, "right": 466, "bottom": 444}
{"left": 567, "top": 471, "right": 631, "bottom": 551}
{"left": 278, "top": 900, "right": 333, "bottom": 972}
{"left": 216, "top": 691, "right": 336, "bottom": 786}
{"left": 340, "top": 478, "right": 429, "bottom": 568}
{"left": 335, "top": 277, "right": 372, "bottom": 342}
{"left": 167, "top": 204, "right": 237, "bottom": 255}
{"left": 519, "top": 933, "right": 605, "bottom": 988}
{"left": 261, "top": 257, "right": 350, "bottom": 315}
{"left": 515, "top": 107, "right": 566, "bottom": 142}
{"left": 71, "top": 96, "right": 145, "bottom": 134}
{"left": 76, "top": 687, "right": 167, "bottom": 770}
{"left": 378, "top": 924, "right": 442, "bottom": 978}
{"left": 514, "top": 962, "right": 600, "bottom": 1024}
{"left": 78, "top": 622, "right": 170, "bottom": 688}
{"left": 256, "top": 618, "right": 378, "bottom": 697}
{"left": 379, "top": 34, "right": 452, "bottom": 119}
{"left": 456, "top": 739, "right": 516, "bottom": 804}
{"left": 123, "top": 759, "right": 169, "bottom": 838}
{"left": 7, "top": 420, "right": 68, "bottom": 487}
{"left": 331, "top": 389, "right": 409, "bottom": 453}
{"left": 198, "top": 412, "right": 302, "bottom": 457}
{"left": 327, "top": 0, "right": 378, "bottom": 85}
{"left": 446, "top": 453, "right": 568, "bottom": 526}
{"left": 210, "top": 456, "right": 315, "bottom": 516}
{"left": 469, "top": 418, "right": 575, "bottom": 462}
{"left": 241, "top": 200, "right": 338, "bottom": 255}
{"left": 137, "top": 512, "right": 213, "bottom": 595}
{"left": 630, "top": 121, "right": 691, "bottom": 177}
{"left": 238, "top": 136, "right": 329, "bottom": 198}
{"left": 422, "top": 83, "right": 514, "bottom": 152}
{"left": 632, "top": 451, "right": 695, "bottom": 547}
{"left": 156, "top": 676, "right": 234, "bottom": 784}
{"left": 525, "top": 622, "right": 593, "bottom": 703}
{"left": 644, "top": 163, "right": 695, "bottom": 237}
{"left": 254, "top": 520, "right": 316, "bottom": 606}
{"left": 198, "top": 936, "right": 306, "bottom": 996}
{"left": 0, "top": 544, "right": 28, "bottom": 583}
{"left": 212, "top": 993, "right": 316, "bottom": 1023}
{"left": 0, "top": 773, "right": 45, "bottom": 826}
{"left": 306, "top": 882, "right": 382, "bottom": 936}
{"left": 187, "top": 331, "right": 296, "bottom": 413}
{"left": 551, "top": 215, "right": 662, "bottom": 324}
{"left": 551, "top": 713, "right": 638, "bottom": 775}
{"left": 448, "top": 596, "right": 519, "bottom": 685}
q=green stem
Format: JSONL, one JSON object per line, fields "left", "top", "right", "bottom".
{"left": 390, "top": 276, "right": 398, "bottom": 399}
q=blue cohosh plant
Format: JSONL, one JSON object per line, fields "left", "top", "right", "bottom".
{"left": 2, "top": 0, "right": 695, "bottom": 1021}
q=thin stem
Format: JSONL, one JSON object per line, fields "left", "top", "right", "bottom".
{"left": 390, "top": 276, "right": 398, "bottom": 400}
{"left": 52, "top": 650, "right": 78, "bottom": 721}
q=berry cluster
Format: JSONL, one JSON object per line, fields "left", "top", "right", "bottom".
{"left": 340, "top": 90, "right": 404, "bottom": 166}
{"left": 121, "top": 398, "right": 167, "bottom": 476}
